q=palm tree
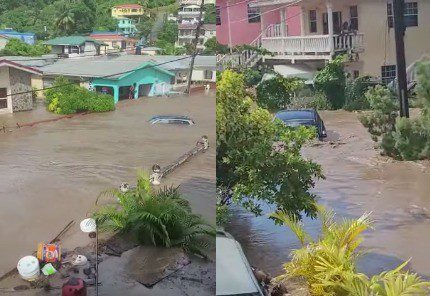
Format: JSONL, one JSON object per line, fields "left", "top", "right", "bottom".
{"left": 271, "top": 207, "right": 430, "bottom": 296}
{"left": 55, "top": 4, "right": 75, "bottom": 35}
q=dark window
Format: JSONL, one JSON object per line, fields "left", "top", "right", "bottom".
{"left": 388, "top": 2, "right": 418, "bottom": 28}
{"left": 350, "top": 5, "right": 358, "bottom": 30}
{"left": 204, "top": 70, "right": 213, "bottom": 80}
{"left": 216, "top": 6, "right": 221, "bottom": 25}
{"left": 247, "top": 4, "right": 260, "bottom": 23}
{"left": 0, "top": 88, "right": 7, "bottom": 109}
{"left": 309, "top": 10, "right": 317, "bottom": 33}
{"left": 353, "top": 70, "right": 360, "bottom": 79}
{"left": 381, "top": 65, "right": 397, "bottom": 84}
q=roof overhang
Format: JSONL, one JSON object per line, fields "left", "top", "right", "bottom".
{"left": 250, "top": 0, "right": 302, "bottom": 8}
{"left": 0, "top": 59, "right": 43, "bottom": 75}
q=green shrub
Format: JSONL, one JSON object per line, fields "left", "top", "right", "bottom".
{"left": 314, "top": 56, "right": 346, "bottom": 109}
{"left": 243, "top": 68, "right": 263, "bottom": 87}
{"left": 288, "top": 92, "right": 331, "bottom": 110}
{"left": 344, "top": 76, "right": 375, "bottom": 111}
{"left": 392, "top": 117, "right": 430, "bottom": 160}
{"left": 273, "top": 207, "right": 430, "bottom": 296}
{"left": 45, "top": 76, "right": 115, "bottom": 114}
{"left": 94, "top": 172, "right": 215, "bottom": 257}
{"left": 256, "top": 76, "right": 305, "bottom": 111}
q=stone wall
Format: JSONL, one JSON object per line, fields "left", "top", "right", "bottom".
{"left": 9, "top": 67, "right": 33, "bottom": 112}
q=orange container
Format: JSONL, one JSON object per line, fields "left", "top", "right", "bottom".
{"left": 37, "top": 243, "right": 61, "bottom": 263}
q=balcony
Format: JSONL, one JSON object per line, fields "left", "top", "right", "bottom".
{"left": 261, "top": 33, "right": 364, "bottom": 61}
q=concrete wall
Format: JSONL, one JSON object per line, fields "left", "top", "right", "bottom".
{"left": 191, "top": 69, "right": 216, "bottom": 82}
{"left": 9, "top": 67, "right": 33, "bottom": 112}
{"left": 358, "top": 0, "right": 430, "bottom": 78}
{"left": 0, "top": 67, "right": 12, "bottom": 114}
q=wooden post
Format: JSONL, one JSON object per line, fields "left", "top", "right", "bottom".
{"left": 393, "top": 0, "right": 409, "bottom": 118}
{"left": 326, "top": 1, "right": 334, "bottom": 57}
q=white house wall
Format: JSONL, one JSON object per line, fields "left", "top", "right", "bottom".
{"left": 0, "top": 67, "right": 12, "bottom": 114}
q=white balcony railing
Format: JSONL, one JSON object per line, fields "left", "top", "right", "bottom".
{"left": 261, "top": 33, "right": 364, "bottom": 58}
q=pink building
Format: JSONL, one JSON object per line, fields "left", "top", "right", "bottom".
{"left": 216, "top": 0, "right": 301, "bottom": 47}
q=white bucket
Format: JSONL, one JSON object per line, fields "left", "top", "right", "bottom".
{"left": 80, "top": 218, "right": 96, "bottom": 233}
{"left": 17, "top": 256, "right": 40, "bottom": 281}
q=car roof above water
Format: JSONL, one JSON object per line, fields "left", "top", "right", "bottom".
{"left": 275, "top": 109, "right": 316, "bottom": 121}
{"left": 149, "top": 115, "right": 192, "bottom": 121}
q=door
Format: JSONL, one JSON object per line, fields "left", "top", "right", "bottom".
{"left": 323, "top": 11, "right": 342, "bottom": 35}
{"left": 0, "top": 88, "right": 7, "bottom": 110}
{"left": 138, "top": 84, "right": 152, "bottom": 97}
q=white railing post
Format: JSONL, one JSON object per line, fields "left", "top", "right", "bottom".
{"left": 326, "top": 1, "right": 334, "bottom": 58}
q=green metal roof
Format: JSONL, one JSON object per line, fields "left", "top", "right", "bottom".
{"left": 44, "top": 36, "right": 106, "bottom": 46}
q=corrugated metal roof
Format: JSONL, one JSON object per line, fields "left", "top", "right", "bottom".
{"left": 44, "top": 36, "right": 105, "bottom": 46}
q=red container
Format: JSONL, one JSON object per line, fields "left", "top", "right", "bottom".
{"left": 62, "top": 278, "right": 87, "bottom": 296}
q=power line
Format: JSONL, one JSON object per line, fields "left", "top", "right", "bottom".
{"left": 3, "top": 55, "right": 194, "bottom": 98}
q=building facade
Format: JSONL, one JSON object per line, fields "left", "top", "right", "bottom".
{"left": 111, "top": 4, "right": 144, "bottom": 18}
{"left": 44, "top": 36, "right": 105, "bottom": 58}
{"left": 0, "top": 29, "right": 36, "bottom": 45}
{"left": 0, "top": 60, "right": 42, "bottom": 114}
{"left": 216, "top": 0, "right": 301, "bottom": 47}
{"left": 250, "top": 0, "right": 430, "bottom": 82}
{"left": 90, "top": 32, "right": 137, "bottom": 54}
{"left": 117, "top": 18, "right": 138, "bottom": 36}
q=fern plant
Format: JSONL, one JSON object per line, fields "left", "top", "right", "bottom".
{"left": 271, "top": 207, "right": 430, "bottom": 296}
{"left": 94, "top": 171, "right": 215, "bottom": 257}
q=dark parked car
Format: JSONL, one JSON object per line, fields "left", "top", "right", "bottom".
{"left": 274, "top": 109, "right": 327, "bottom": 139}
{"left": 149, "top": 115, "right": 195, "bottom": 125}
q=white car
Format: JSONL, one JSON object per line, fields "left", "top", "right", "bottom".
{"left": 216, "top": 230, "right": 265, "bottom": 296}
{"left": 149, "top": 115, "right": 195, "bottom": 125}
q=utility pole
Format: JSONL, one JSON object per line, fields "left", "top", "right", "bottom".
{"left": 393, "top": 0, "right": 409, "bottom": 118}
{"left": 186, "top": 0, "right": 205, "bottom": 95}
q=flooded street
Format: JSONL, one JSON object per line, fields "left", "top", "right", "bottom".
{"left": 0, "top": 94, "right": 215, "bottom": 278}
{"left": 227, "top": 110, "right": 430, "bottom": 278}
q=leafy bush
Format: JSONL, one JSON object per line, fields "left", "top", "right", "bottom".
{"left": 95, "top": 172, "right": 215, "bottom": 257}
{"left": 45, "top": 76, "right": 115, "bottom": 114}
{"left": 344, "top": 76, "right": 375, "bottom": 111}
{"left": 288, "top": 91, "right": 332, "bottom": 110}
{"left": 1, "top": 39, "right": 50, "bottom": 56}
{"left": 391, "top": 117, "right": 430, "bottom": 160}
{"left": 256, "top": 76, "right": 305, "bottom": 111}
{"left": 203, "top": 37, "right": 229, "bottom": 55}
{"left": 217, "top": 70, "right": 322, "bottom": 218}
{"left": 272, "top": 207, "right": 430, "bottom": 296}
{"left": 314, "top": 56, "right": 346, "bottom": 109}
{"left": 359, "top": 85, "right": 398, "bottom": 139}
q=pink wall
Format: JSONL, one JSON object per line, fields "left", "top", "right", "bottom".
{"left": 216, "top": 0, "right": 301, "bottom": 47}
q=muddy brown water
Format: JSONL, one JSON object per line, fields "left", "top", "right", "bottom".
{"left": 0, "top": 94, "right": 215, "bottom": 279}
{"left": 227, "top": 110, "right": 430, "bottom": 279}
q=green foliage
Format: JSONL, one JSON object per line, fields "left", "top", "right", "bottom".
{"left": 0, "top": 39, "right": 50, "bottom": 56}
{"left": 157, "top": 20, "right": 178, "bottom": 44}
{"left": 273, "top": 207, "right": 430, "bottom": 296}
{"left": 136, "top": 15, "right": 155, "bottom": 39}
{"left": 155, "top": 40, "right": 186, "bottom": 55}
{"left": 359, "top": 85, "right": 398, "bottom": 139}
{"left": 203, "top": 4, "right": 216, "bottom": 24}
{"left": 256, "top": 75, "right": 305, "bottom": 111}
{"left": 45, "top": 76, "right": 115, "bottom": 114}
{"left": 288, "top": 91, "right": 332, "bottom": 110}
{"left": 94, "top": 172, "right": 215, "bottom": 257}
{"left": 314, "top": 56, "right": 346, "bottom": 109}
{"left": 217, "top": 70, "right": 322, "bottom": 218}
{"left": 344, "top": 76, "right": 375, "bottom": 111}
{"left": 203, "top": 37, "right": 229, "bottom": 55}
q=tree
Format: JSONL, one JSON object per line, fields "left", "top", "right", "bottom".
{"left": 157, "top": 20, "right": 178, "bottom": 44}
{"left": 55, "top": 2, "right": 76, "bottom": 35}
{"left": 0, "top": 39, "right": 50, "bottom": 56}
{"left": 217, "top": 70, "right": 323, "bottom": 218}
{"left": 203, "top": 4, "right": 216, "bottom": 24}
{"left": 314, "top": 55, "right": 346, "bottom": 109}
{"left": 203, "top": 37, "right": 229, "bottom": 55}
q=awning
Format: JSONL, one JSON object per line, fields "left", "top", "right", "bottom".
{"left": 261, "top": 64, "right": 315, "bottom": 84}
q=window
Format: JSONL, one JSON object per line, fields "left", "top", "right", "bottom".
{"left": 350, "top": 5, "right": 358, "bottom": 30}
{"left": 381, "top": 65, "right": 397, "bottom": 84}
{"left": 216, "top": 6, "right": 221, "bottom": 25}
{"left": 247, "top": 4, "right": 260, "bottom": 23}
{"left": 309, "top": 10, "right": 317, "bottom": 33}
{"left": 388, "top": 2, "right": 418, "bottom": 28}
{"left": 204, "top": 70, "right": 213, "bottom": 80}
{"left": 0, "top": 88, "right": 7, "bottom": 109}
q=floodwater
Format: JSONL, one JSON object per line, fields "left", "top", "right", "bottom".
{"left": 227, "top": 110, "right": 430, "bottom": 278}
{"left": 0, "top": 93, "right": 215, "bottom": 278}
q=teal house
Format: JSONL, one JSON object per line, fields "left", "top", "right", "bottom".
{"left": 91, "top": 62, "right": 175, "bottom": 103}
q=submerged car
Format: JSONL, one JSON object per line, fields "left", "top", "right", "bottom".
{"left": 216, "top": 230, "right": 265, "bottom": 296}
{"left": 274, "top": 109, "right": 327, "bottom": 139}
{"left": 149, "top": 115, "right": 195, "bottom": 125}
